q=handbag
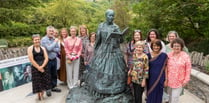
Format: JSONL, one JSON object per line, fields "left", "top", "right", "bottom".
{"left": 66, "top": 37, "right": 77, "bottom": 64}
{"left": 66, "top": 58, "right": 72, "bottom": 64}
{"left": 127, "top": 76, "right": 132, "bottom": 85}
{"left": 127, "top": 69, "right": 132, "bottom": 85}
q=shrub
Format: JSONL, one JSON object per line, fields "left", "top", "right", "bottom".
{"left": 0, "top": 22, "right": 46, "bottom": 38}
{"left": 205, "top": 62, "right": 209, "bottom": 73}
{"left": 188, "top": 39, "right": 209, "bottom": 55}
{"left": 7, "top": 37, "right": 32, "bottom": 47}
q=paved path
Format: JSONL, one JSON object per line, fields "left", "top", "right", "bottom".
{"left": 0, "top": 82, "right": 204, "bottom": 103}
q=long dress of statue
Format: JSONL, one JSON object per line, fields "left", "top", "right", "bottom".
{"left": 86, "top": 9, "right": 126, "bottom": 94}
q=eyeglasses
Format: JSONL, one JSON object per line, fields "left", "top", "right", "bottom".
{"left": 173, "top": 45, "right": 181, "bottom": 48}
{"left": 134, "top": 30, "right": 141, "bottom": 32}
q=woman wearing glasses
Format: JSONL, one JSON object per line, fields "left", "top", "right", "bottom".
{"left": 146, "top": 29, "right": 166, "bottom": 53}
{"left": 126, "top": 30, "right": 149, "bottom": 71}
{"left": 165, "top": 31, "right": 188, "bottom": 53}
{"left": 165, "top": 38, "right": 191, "bottom": 103}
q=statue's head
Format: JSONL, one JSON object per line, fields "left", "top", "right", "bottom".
{"left": 105, "top": 9, "right": 115, "bottom": 24}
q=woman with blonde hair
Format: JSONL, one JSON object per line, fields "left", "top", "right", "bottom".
{"left": 64, "top": 26, "right": 82, "bottom": 89}
{"left": 57, "top": 28, "right": 69, "bottom": 83}
{"left": 128, "top": 41, "right": 149, "bottom": 103}
{"left": 79, "top": 24, "right": 89, "bottom": 51}
{"left": 78, "top": 25, "right": 89, "bottom": 79}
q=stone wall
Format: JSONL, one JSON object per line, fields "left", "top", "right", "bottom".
{"left": 0, "top": 47, "right": 208, "bottom": 67}
{"left": 0, "top": 47, "right": 28, "bottom": 60}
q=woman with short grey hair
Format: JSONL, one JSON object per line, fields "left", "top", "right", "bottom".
{"left": 165, "top": 31, "right": 188, "bottom": 53}
{"left": 27, "top": 34, "right": 51, "bottom": 100}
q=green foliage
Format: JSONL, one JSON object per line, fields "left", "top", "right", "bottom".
{"left": 0, "top": 39, "right": 8, "bottom": 48}
{"left": 0, "top": 0, "right": 41, "bottom": 24}
{"left": 0, "top": 0, "right": 209, "bottom": 55}
{"left": 112, "top": 0, "right": 131, "bottom": 29}
{"left": 131, "top": 0, "right": 209, "bottom": 54}
{"left": 30, "top": 0, "right": 109, "bottom": 32}
{"left": 7, "top": 37, "right": 32, "bottom": 47}
{"left": 205, "top": 62, "right": 209, "bottom": 73}
{"left": 0, "top": 22, "right": 45, "bottom": 38}
{"left": 0, "top": 0, "right": 41, "bottom": 9}
{"left": 111, "top": 0, "right": 133, "bottom": 42}
{"left": 188, "top": 39, "right": 209, "bottom": 55}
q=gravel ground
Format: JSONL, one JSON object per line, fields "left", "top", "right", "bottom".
{"left": 185, "top": 75, "right": 209, "bottom": 103}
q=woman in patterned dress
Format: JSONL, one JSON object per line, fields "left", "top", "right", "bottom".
{"left": 126, "top": 30, "right": 149, "bottom": 71}
{"left": 27, "top": 34, "right": 51, "bottom": 100}
{"left": 128, "top": 41, "right": 149, "bottom": 103}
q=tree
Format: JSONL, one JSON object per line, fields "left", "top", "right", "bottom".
{"left": 132, "top": 0, "right": 209, "bottom": 41}
{"left": 131, "top": 0, "right": 209, "bottom": 53}
{"left": 112, "top": 0, "right": 131, "bottom": 30}
{"left": 31, "top": 0, "right": 109, "bottom": 31}
{"left": 0, "top": 0, "right": 41, "bottom": 24}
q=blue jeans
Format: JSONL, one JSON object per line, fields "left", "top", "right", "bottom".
{"left": 47, "top": 58, "right": 57, "bottom": 88}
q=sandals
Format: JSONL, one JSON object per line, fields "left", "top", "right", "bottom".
{"left": 38, "top": 92, "right": 44, "bottom": 101}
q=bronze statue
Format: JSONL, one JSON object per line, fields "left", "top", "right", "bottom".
{"left": 66, "top": 9, "right": 132, "bottom": 103}
{"left": 86, "top": 9, "right": 128, "bottom": 94}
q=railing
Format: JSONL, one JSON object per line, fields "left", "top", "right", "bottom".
{"left": 190, "top": 51, "right": 209, "bottom": 67}
{"left": 0, "top": 46, "right": 209, "bottom": 67}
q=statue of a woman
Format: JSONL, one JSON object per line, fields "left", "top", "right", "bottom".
{"left": 86, "top": 9, "right": 126, "bottom": 95}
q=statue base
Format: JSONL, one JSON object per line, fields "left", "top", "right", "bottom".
{"left": 66, "top": 86, "right": 134, "bottom": 103}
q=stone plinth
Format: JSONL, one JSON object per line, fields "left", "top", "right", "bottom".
{"left": 66, "top": 86, "right": 133, "bottom": 103}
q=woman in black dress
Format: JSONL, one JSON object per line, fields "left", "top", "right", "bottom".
{"left": 27, "top": 34, "right": 51, "bottom": 100}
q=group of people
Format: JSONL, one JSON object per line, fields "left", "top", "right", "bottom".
{"left": 27, "top": 25, "right": 96, "bottom": 100}
{"left": 27, "top": 9, "right": 191, "bottom": 103}
{"left": 127, "top": 29, "right": 191, "bottom": 103}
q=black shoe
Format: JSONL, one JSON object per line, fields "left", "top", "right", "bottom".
{"left": 52, "top": 87, "right": 61, "bottom": 92}
{"left": 46, "top": 90, "right": 51, "bottom": 97}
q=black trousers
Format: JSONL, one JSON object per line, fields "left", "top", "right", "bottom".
{"left": 133, "top": 82, "right": 144, "bottom": 103}
{"left": 47, "top": 58, "right": 57, "bottom": 88}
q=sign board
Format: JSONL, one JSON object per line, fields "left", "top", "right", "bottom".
{"left": 0, "top": 56, "right": 31, "bottom": 91}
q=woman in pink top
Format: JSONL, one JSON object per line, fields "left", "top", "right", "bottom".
{"left": 64, "top": 26, "right": 82, "bottom": 89}
{"left": 166, "top": 38, "right": 191, "bottom": 103}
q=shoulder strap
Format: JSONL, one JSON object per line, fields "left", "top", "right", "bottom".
{"left": 70, "top": 37, "right": 77, "bottom": 50}
{"left": 129, "top": 41, "right": 134, "bottom": 52}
